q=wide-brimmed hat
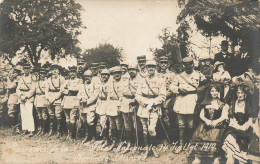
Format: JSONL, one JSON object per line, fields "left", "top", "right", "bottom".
{"left": 101, "top": 69, "right": 110, "bottom": 75}
{"left": 110, "top": 66, "right": 122, "bottom": 74}
{"left": 83, "top": 70, "right": 92, "bottom": 76}
{"left": 146, "top": 60, "right": 157, "bottom": 66}
{"left": 182, "top": 57, "right": 193, "bottom": 63}
{"left": 214, "top": 61, "right": 225, "bottom": 70}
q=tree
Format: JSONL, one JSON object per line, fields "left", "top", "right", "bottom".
{"left": 82, "top": 43, "right": 123, "bottom": 69}
{"left": 150, "top": 26, "right": 191, "bottom": 73}
{"left": 0, "top": 0, "right": 85, "bottom": 67}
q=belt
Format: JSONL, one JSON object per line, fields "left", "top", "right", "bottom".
{"left": 179, "top": 90, "right": 197, "bottom": 96}
{"left": 123, "top": 95, "right": 135, "bottom": 99}
{"left": 19, "top": 89, "right": 29, "bottom": 92}
{"left": 142, "top": 94, "right": 157, "bottom": 98}
{"left": 110, "top": 97, "right": 119, "bottom": 100}
{"left": 68, "top": 91, "right": 78, "bottom": 96}
{"left": 100, "top": 98, "right": 107, "bottom": 101}
{"left": 49, "top": 90, "right": 59, "bottom": 92}
{"left": 36, "top": 93, "right": 45, "bottom": 95}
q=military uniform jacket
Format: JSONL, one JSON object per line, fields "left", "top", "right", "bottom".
{"left": 170, "top": 71, "right": 205, "bottom": 114}
{"left": 92, "top": 75, "right": 102, "bottom": 87}
{"left": 6, "top": 78, "right": 18, "bottom": 105}
{"left": 96, "top": 81, "right": 110, "bottom": 115}
{"left": 158, "top": 70, "right": 176, "bottom": 108}
{"left": 106, "top": 79, "right": 125, "bottom": 116}
{"left": 34, "top": 79, "right": 48, "bottom": 107}
{"left": 61, "top": 78, "right": 81, "bottom": 109}
{"left": 135, "top": 75, "right": 166, "bottom": 118}
{"left": 16, "top": 74, "right": 36, "bottom": 103}
{"left": 45, "top": 75, "right": 65, "bottom": 105}
{"left": 120, "top": 76, "right": 140, "bottom": 113}
{"left": 138, "top": 69, "right": 148, "bottom": 79}
{"left": 121, "top": 72, "right": 130, "bottom": 82}
{"left": 77, "top": 81, "right": 99, "bottom": 114}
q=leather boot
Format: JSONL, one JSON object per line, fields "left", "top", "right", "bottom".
{"left": 66, "top": 122, "right": 70, "bottom": 140}
{"left": 174, "top": 128, "right": 185, "bottom": 154}
{"left": 121, "top": 130, "right": 132, "bottom": 154}
{"left": 36, "top": 119, "right": 42, "bottom": 136}
{"left": 105, "top": 129, "right": 116, "bottom": 151}
{"left": 143, "top": 133, "right": 150, "bottom": 160}
{"left": 69, "top": 122, "right": 75, "bottom": 141}
{"left": 82, "top": 123, "right": 90, "bottom": 144}
{"left": 48, "top": 118, "right": 54, "bottom": 136}
{"left": 56, "top": 119, "right": 62, "bottom": 138}
{"left": 40, "top": 119, "right": 47, "bottom": 135}
{"left": 101, "top": 128, "right": 109, "bottom": 148}
{"left": 150, "top": 136, "right": 159, "bottom": 158}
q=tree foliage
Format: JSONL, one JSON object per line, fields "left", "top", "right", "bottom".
{"left": 82, "top": 43, "right": 123, "bottom": 69}
{"left": 0, "top": 0, "right": 85, "bottom": 66}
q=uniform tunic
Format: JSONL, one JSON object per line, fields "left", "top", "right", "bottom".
{"left": 77, "top": 81, "right": 99, "bottom": 114}
{"left": 135, "top": 75, "right": 166, "bottom": 118}
{"left": 45, "top": 75, "right": 65, "bottom": 105}
{"left": 158, "top": 70, "right": 176, "bottom": 108}
{"left": 120, "top": 76, "right": 140, "bottom": 113}
{"left": 61, "top": 78, "right": 81, "bottom": 109}
{"left": 96, "top": 81, "right": 110, "bottom": 116}
{"left": 106, "top": 79, "right": 125, "bottom": 116}
{"left": 34, "top": 79, "right": 48, "bottom": 108}
{"left": 6, "top": 78, "right": 19, "bottom": 105}
{"left": 170, "top": 71, "right": 205, "bottom": 114}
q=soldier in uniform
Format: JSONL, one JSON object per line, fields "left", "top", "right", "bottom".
{"left": 170, "top": 57, "right": 206, "bottom": 153}
{"left": 78, "top": 70, "right": 99, "bottom": 143}
{"left": 105, "top": 66, "right": 124, "bottom": 151}
{"left": 61, "top": 66, "right": 81, "bottom": 140}
{"left": 34, "top": 68, "right": 48, "bottom": 136}
{"left": 0, "top": 74, "right": 8, "bottom": 129}
{"left": 135, "top": 60, "right": 166, "bottom": 158}
{"left": 120, "top": 61, "right": 130, "bottom": 81}
{"left": 45, "top": 64, "right": 65, "bottom": 137}
{"left": 16, "top": 62, "right": 36, "bottom": 137}
{"left": 91, "top": 63, "right": 102, "bottom": 86}
{"left": 158, "top": 56, "right": 177, "bottom": 143}
{"left": 200, "top": 57, "right": 214, "bottom": 81}
{"left": 7, "top": 70, "right": 20, "bottom": 130}
{"left": 95, "top": 69, "right": 110, "bottom": 147}
{"left": 137, "top": 55, "right": 147, "bottom": 78}
{"left": 120, "top": 63, "right": 142, "bottom": 154}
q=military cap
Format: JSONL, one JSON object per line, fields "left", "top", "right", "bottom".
{"left": 244, "top": 72, "right": 255, "bottom": 81}
{"left": 214, "top": 61, "right": 225, "bottom": 70}
{"left": 23, "top": 62, "right": 31, "bottom": 69}
{"left": 69, "top": 65, "right": 77, "bottom": 71}
{"left": 137, "top": 55, "right": 146, "bottom": 61}
{"left": 101, "top": 69, "right": 110, "bottom": 75}
{"left": 128, "top": 63, "right": 138, "bottom": 70}
{"left": 99, "top": 65, "right": 107, "bottom": 69}
{"left": 99, "top": 62, "right": 106, "bottom": 66}
{"left": 221, "top": 40, "right": 229, "bottom": 46}
{"left": 91, "top": 63, "right": 99, "bottom": 68}
{"left": 39, "top": 68, "right": 47, "bottom": 74}
{"left": 160, "top": 56, "right": 168, "bottom": 62}
{"left": 146, "top": 60, "right": 157, "bottom": 66}
{"left": 77, "top": 60, "right": 85, "bottom": 65}
{"left": 110, "top": 66, "right": 122, "bottom": 74}
{"left": 182, "top": 57, "right": 193, "bottom": 63}
{"left": 50, "top": 64, "right": 60, "bottom": 70}
{"left": 83, "top": 70, "right": 92, "bottom": 76}
{"left": 120, "top": 61, "right": 128, "bottom": 67}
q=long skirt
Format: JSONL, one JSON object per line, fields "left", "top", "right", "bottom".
{"left": 20, "top": 101, "right": 35, "bottom": 131}
{"left": 222, "top": 127, "right": 251, "bottom": 163}
{"left": 191, "top": 122, "right": 225, "bottom": 157}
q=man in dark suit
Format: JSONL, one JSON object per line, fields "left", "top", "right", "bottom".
{"left": 234, "top": 44, "right": 252, "bottom": 76}
{"left": 214, "top": 40, "right": 235, "bottom": 77}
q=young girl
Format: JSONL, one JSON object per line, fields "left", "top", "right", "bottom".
{"left": 213, "top": 61, "right": 231, "bottom": 82}
{"left": 191, "top": 83, "right": 229, "bottom": 164}
{"left": 222, "top": 83, "right": 253, "bottom": 164}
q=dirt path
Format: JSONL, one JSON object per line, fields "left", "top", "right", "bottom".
{"left": 0, "top": 129, "right": 190, "bottom": 164}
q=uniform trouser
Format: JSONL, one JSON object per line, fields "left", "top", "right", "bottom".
{"left": 20, "top": 101, "right": 35, "bottom": 131}
{"left": 176, "top": 113, "right": 194, "bottom": 144}
{"left": 8, "top": 104, "right": 19, "bottom": 118}
{"left": 36, "top": 107, "right": 48, "bottom": 120}
{"left": 96, "top": 114, "right": 108, "bottom": 136}
{"left": 47, "top": 104, "right": 62, "bottom": 120}
{"left": 63, "top": 108, "right": 77, "bottom": 123}
{"left": 122, "top": 112, "right": 134, "bottom": 131}
{"left": 140, "top": 112, "right": 158, "bottom": 137}
{"left": 81, "top": 111, "right": 95, "bottom": 126}
{"left": 108, "top": 115, "right": 123, "bottom": 139}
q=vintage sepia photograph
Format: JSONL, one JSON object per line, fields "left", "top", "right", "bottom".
{"left": 0, "top": 0, "right": 259, "bottom": 163}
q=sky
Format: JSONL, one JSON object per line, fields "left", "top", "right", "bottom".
{"left": 77, "top": 0, "right": 182, "bottom": 64}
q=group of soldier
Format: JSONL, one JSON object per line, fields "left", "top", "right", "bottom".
{"left": 0, "top": 40, "right": 259, "bottom": 162}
